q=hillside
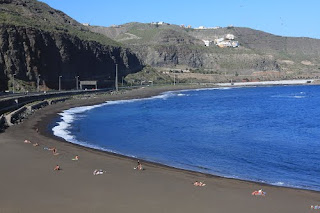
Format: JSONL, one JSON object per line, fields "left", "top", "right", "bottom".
{"left": 0, "top": 0, "right": 143, "bottom": 92}
{"left": 89, "top": 22, "right": 320, "bottom": 82}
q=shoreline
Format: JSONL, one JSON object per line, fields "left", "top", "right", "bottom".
{"left": 32, "top": 84, "right": 320, "bottom": 192}
{"left": 49, "top": 86, "right": 319, "bottom": 193}
{"left": 1, "top": 84, "right": 319, "bottom": 212}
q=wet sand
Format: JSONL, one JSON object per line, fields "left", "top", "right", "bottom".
{"left": 0, "top": 86, "right": 319, "bottom": 213}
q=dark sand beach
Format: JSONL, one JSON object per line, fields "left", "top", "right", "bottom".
{"left": 0, "top": 86, "right": 319, "bottom": 213}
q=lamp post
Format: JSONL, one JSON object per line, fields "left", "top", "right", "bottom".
{"left": 75, "top": 75, "right": 79, "bottom": 90}
{"left": 12, "top": 73, "right": 16, "bottom": 93}
{"left": 37, "top": 74, "right": 41, "bottom": 92}
{"left": 115, "top": 64, "right": 118, "bottom": 92}
{"left": 59, "top": 76, "right": 62, "bottom": 91}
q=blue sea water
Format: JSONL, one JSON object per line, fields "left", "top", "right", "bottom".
{"left": 52, "top": 85, "right": 320, "bottom": 191}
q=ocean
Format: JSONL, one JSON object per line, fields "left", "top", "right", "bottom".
{"left": 52, "top": 85, "right": 320, "bottom": 191}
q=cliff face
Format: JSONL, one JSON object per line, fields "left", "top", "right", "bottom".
{"left": 0, "top": 25, "right": 143, "bottom": 91}
{"left": 130, "top": 44, "right": 280, "bottom": 72}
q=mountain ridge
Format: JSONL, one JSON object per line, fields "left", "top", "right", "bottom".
{"left": 89, "top": 22, "right": 320, "bottom": 81}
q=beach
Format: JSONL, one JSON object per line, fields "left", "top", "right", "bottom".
{"left": 0, "top": 86, "right": 319, "bottom": 213}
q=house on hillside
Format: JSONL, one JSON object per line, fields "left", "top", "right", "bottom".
{"left": 202, "top": 40, "right": 211, "bottom": 46}
{"left": 197, "top": 26, "right": 206, "bottom": 29}
{"left": 225, "top": 34, "right": 235, "bottom": 40}
{"left": 216, "top": 40, "right": 239, "bottom": 48}
{"left": 214, "top": 34, "right": 239, "bottom": 48}
{"left": 151, "top": 21, "right": 169, "bottom": 26}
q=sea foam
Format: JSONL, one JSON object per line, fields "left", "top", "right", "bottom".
{"left": 52, "top": 91, "right": 184, "bottom": 151}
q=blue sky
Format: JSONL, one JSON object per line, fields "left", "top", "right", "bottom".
{"left": 39, "top": 0, "right": 320, "bottom": 39}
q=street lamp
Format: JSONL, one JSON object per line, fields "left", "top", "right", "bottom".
{"left": 75, "top": 75, "right": 79, "bottom": 90}
{"left": 12, "top": 73, "right": 16, "bottom": 93}
{"left": 37, "top": 74, "right": 41, "bottom": 92}
{"left": 115, "top": 64, "right": 118, "bottom": 92}
{"left": 59, "top": 76, "right": 62, "bottom": 91}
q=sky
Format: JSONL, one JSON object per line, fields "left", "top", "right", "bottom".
{"left": 39, "top": 0, "right": 320, "bottom": 39}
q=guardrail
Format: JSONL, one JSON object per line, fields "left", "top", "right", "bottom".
{"left": 0, "top": 88, "right": 113, "bottom": 115}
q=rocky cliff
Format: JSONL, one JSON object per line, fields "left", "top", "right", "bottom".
{"left": 0, "top": 25, "right": 143, "bottom": 91}
{"left": 0, "top": 0, "right": 143, "bottom": 92}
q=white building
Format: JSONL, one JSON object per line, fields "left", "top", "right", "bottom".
{"left": 214, "top": 38, "right": 224, "bottom": 44}
{"left": 225, "top": 34, "right": 235, "bottom": 40}
{"left": 197, "top": 26, "right": 206, "bottom": 29}
{"left": 202, "top": 40, "right": 211, "bottom": 46}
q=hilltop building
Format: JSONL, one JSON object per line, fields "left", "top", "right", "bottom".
{"left": 197, "top": 26, "right": 206, "bottom": 29}
{"left": 202, "top": 40, "right": 211, "bottom": 46}
{"left": 225, "top": 34, "right": 235, "bottom": 40}
{"left": 214, "top": 34, "right": 239, "bottom": 48}
{"left": 151, "top": 21, "right": 169, "bottom": 25}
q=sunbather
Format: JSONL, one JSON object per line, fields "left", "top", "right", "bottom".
{"left": 49, "top": 147, "right": 58, "bottom": 155}
{"left": 72, "top": 155, "right": 79, "bottom": 160}
{"left": 24, "top": 140, "right": 31, "bottom": 144}
{"left": 193, "top": 181, "right": 206, "bottom": 186}
{"left": 93, "top": 169, "right": 105, "bottom": 175}
{"left": 54, "top": 165, "right": 60, "bottom": 171}
{"left": 134, "top": 160, "right": 143, "bottom": 170}
{"left": 33, "top": 143, "right": 39, "bottom": 147}
{"left": 252, "top": 189, "right": 266, "bottom": 196}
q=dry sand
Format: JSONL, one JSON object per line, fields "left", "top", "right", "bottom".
{"left": 0, "top": 86, "right": 319, "bottom": 213}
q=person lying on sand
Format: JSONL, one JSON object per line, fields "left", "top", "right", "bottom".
{"left": 252, "top": 189, "right": 266, "bottom": 196}
{"left": 134, "top": 160, "right": 143, "bottom": 170}
{"left": 24, "top": 140, "right": 31, "bottom": 144}
{"left": 72, "top": 155, "right": 79, "bottom": 160}
{"left": 33, "top": 143, "right": 39, "bottom": 147}
{"left": 193, "top": 181, "right": 206, "bottom": 186}
{"left": 54, "top": 165, "right": 60, "bottom": 171}
{"left": 93, "top": 169, "right": 105, "bottom": 175}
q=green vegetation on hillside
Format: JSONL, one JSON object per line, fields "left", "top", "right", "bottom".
{"left": 0, "top": 0, "right": 120, "bottom": 47}
{"left": 124, "top": 66, "right": 172, "bottom": 85}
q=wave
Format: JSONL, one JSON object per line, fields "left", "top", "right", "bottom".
{"left": 52, "top": 103, "right": 110, "bottom": 144}
{"left": 52, "top": 90, "right": 188, "bottom": 147}
{"left": 271, "top": 94, "right": 306, "bottom": 99}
